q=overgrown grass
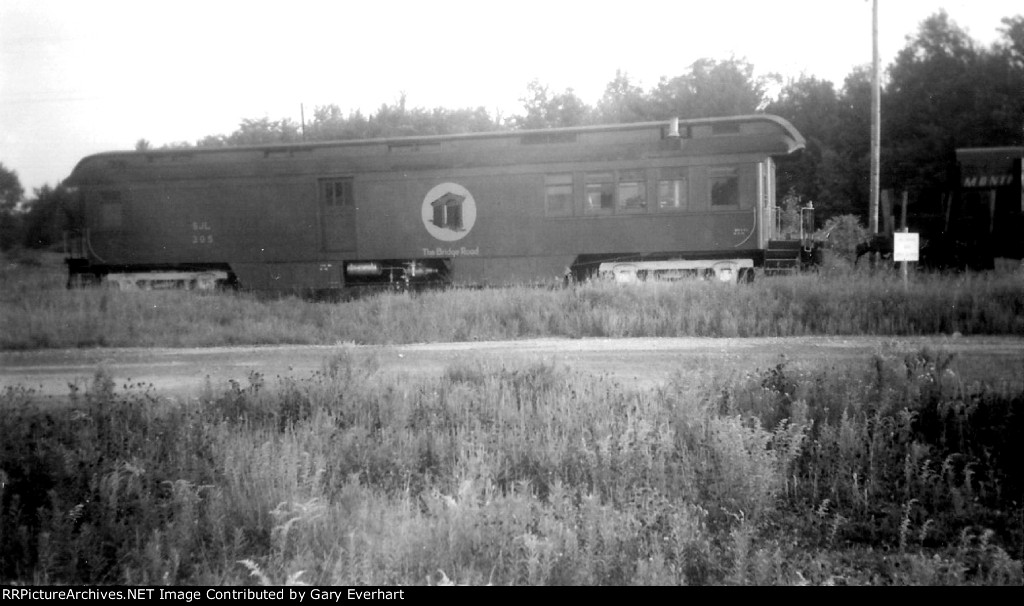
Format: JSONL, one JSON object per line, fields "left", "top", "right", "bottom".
{"left": 2, "top": 251, "right": 1023, "bottom": 349}
{"left": 2, "top": 349, "right": 1021, "bottom": 585}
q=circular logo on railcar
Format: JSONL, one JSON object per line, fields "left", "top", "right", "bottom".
{"left": 421, "top": 182, "right": 476, "bottom": 242}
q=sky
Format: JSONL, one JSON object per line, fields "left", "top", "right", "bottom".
{"left": 1, "top": 0, "right": 1020, "bottom": 195}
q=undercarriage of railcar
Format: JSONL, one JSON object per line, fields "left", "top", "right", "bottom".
{"left": 341, "top": 258, "right": 451, "bottom": 288}
{"left": 568, "top": 252, "right": 761, "bottom": 284}
{"left": 64, "top": 245, "right": 826, "bottom": 294}
{"left": 65, "top": 259, "right": 237, "bottom": 291}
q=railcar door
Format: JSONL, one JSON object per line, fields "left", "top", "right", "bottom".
{"left": 319, "top": 177, "right": 357, "bottom": 252}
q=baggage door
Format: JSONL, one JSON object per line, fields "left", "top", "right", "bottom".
{"left": 319, "top": 177, "right": 356, "bottom": 252}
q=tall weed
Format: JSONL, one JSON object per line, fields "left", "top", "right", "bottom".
{"left": 2, "top": 347, "right": 1022, "bottom": 584}
{"left": 4, "top": 256, "right": 1024, "bottom": 349}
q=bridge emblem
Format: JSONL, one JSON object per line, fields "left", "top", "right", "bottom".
{"left": 422, "top": 183, "right": 476, "bottom": 242}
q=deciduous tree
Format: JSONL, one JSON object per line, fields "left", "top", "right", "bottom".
{"left": 511, "top": 80, "right": 591, "bottom": 129}
{"left": 0, "top": 163, "right": 25, "bottom": 250}
{"left": 20, "top": 184, "right": 80, "bottom": 249}
{"left": 767, "top": 76, "right": 846, "bottom": 214}
{"left": 594, "top": 70, "right": 652, "bottom": 124}
{"left": 0, "top": 163, "right": 23, "bottom": 214}
{"left": 650, "top": 58, "right": 774, "bottom": 119}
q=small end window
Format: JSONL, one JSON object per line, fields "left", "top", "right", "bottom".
{"left": 710, "top": 167, "right": 739, "bottom": 207}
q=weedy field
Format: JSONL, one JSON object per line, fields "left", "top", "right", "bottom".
{"left": 1, "top": 250, "right": 1023, "bottom": 349}
{"left": 1, "top": 349, "right": 1022, "bottom": 585}
{"left": 1, "top": 251, "right": 1023, "bottom": 585}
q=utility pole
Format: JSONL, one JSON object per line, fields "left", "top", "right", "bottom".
{"left": 869, "top": 0, "right": 880, "bottom": 234}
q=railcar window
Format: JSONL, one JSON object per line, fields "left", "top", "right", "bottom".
{"left": 321, "top": 178, "right": 353, "bottom": 207}
{"left": 545, "top": 174, "right": 573, "bottom": 217}
{"left": 617, "top": 169, "right": 647, "bottom": 213}
{"left": 657, "top": 167, "right": 688, "bottom": 211}
{"left": 99, "top": 190, "right": 123, "bottom": 229}
{"left": 710, "top": 167, "right": 739, "bottom": 207}
{"left": 585, "top": 172, "right": 615, "bottom": 214}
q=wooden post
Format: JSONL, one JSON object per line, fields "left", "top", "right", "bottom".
{"left": 901, "top": 226, "right": 909, "bottom": 291}
{"left": 901, "top": 191, "right": 909, "bottom": 290}
{"left": 881, "top": 189, "right": 893, "bottom": 236}
{"left": 989, "top": 189, "right": 997, "bottom": 235}
{"left": 943, "top": 192, "right": 952, "bottom": 233}
{"left": 900, "top": 190, "right": 908, "bottom": 230}
{"left": 873, "top": 188, "right": 892, "bottom": 267}
{"left": 870, "top": 0, "right": 881, "bottom": 235}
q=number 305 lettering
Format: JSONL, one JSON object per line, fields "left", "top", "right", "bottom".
{"left": 193, "top": 235, "right": 214, "bottom": 244}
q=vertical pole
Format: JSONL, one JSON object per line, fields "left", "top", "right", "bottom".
{"left": 901, "top": 226, "right": 909, "bottom": 291}
{"left": 943, "top": 192, "right": 952, "bottom": 232}
{"left": 900, "top": 190, "right": 908, "bottom": 230}
{"left": 881, "top": 189, "right": 892, "bottom": 235}
{"left": 988, "top": 189, "right": 997, "bottom": 235}
{"left": 870, "top": 0, "right": 881, "bottom": 235}
{"left": 300, "top": 104, "right": 307, "bottom": 141}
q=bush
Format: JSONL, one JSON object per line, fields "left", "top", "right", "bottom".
{"left": 815, "top": 214, "right": 869, "bottom": 260}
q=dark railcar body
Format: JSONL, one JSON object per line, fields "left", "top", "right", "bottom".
{"left": 65, "top": 115, "right": 805, "bottom": 292}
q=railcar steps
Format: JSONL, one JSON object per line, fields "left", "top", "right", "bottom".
{"left": 764, "top": 239, "right": 802, "bottom": 275}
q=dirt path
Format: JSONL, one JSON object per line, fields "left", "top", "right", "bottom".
{"left": 3, "top": 335, "right": 1022, "bottom": 402}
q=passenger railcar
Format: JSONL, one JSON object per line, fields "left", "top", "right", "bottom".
{"left": 64, "top": 115, "right": 806, "bottom": 293}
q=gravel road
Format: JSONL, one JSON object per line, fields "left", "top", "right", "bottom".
{"left": 3, "top": 335, "right": 1022, "bottom": 402}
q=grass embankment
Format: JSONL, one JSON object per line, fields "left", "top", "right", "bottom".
{"left": 2, "top": 252, "right": 1023, "bottom": 349}
{"left": 1, "top": 350, "right": 1021, "bottom": 584}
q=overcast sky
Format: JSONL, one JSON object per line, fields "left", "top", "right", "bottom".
{"left": 1, "top": 0, "right": 1020, "bottom": 194}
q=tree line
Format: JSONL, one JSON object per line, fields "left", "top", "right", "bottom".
{"left": 2, "top": 10, "right": 1021, "bottom": 252}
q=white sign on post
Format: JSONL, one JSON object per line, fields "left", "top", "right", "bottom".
{"left": 893, "top": 232, "right": 919, "bottom": 262}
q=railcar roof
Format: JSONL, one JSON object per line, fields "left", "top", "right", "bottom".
{"left": 75, "top": 114, "right": 802, "bottom": 158}
{"left": 68, "top": 114, "right": 805, "bottom": 185}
